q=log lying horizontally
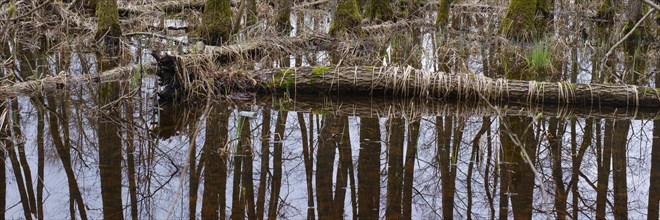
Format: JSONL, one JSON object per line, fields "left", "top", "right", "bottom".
{"left": 153, "top": 53, "right": 660, "bottom": 108}
{"left": 0, "top": 62, "right": 157, "bottom": 97}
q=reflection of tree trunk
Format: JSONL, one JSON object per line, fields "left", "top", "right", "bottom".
{"left": 256, "top": 108, "right": 271, "bottom": 220}
{"left": 548, "top": 118, "right": 567, "bottom": 219}
{"left": 316, "top": 114, "right": 349, "bottom": 219}
{"left": 468, "top": 117, "right": 490, "bottom": 219}
{"left": 358, "top": 117, "right": 380, "bottom": 219}
{"left": 45, "top": 97, "right": 88, "bottom": 220}
{"left": 232, "top": 120, "right": 245, "bottom": 220}
{"left": 482, "top": 117, "right": 496, "bottom": 220}
{"left": 610, "top": 120, "right": 630, "bottom": 220}
{"left": 500, "top": 116, "right": 537, "bottom": 220}
{"left": 98, "top": 82, "right": 125, "bottom": 220}
{"left": 437, "top": 116, "right": 463, "bottom": 219}
{"left": 124, "top": 93, "right": 139, "bottom": 220}
{"left": 596, "top": 119, "right": 611, "bottom": 219}
{"left": 189, "top": 140, "right": 201, "bottom": 220}
{"left": 0, "top": 106, "right": 5, "bottom": 220}
{"left": 335, "top": 119, "right": 351, "bottom": 218}
{"left": 96, "top": 56, "right": 124, "bottom": 219}
{"left": 402, "top": 119, "right": 420, "bottom": 220}
{"left": 648, "top": 120, "right": 660, "bottom": 220}
{"left": 299, "top": 112, "right": 316, "bottom": 220}
{"left": 268, "top": 111, "right": 287, "bottom": 219}
{"left": 6, "top": 110, "right": 33, "bottom": 219}
{"left": 12, "top": 100, "right": 37, "bottom": 217}
{"left": 201, "top": 111, "right": 229, "bottom": 219}
{"left": 240, "top": 116, "right": 256, "bottom": 219}
{"left": 34, "top": 97, "right": 45, "bottom": 220}
{"left": 569, "top": 118, "right": 592, "bottom": 219}
{"left": 386, "top": 117, "right": 405, "bottom": 219}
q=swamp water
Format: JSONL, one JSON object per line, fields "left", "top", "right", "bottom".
{"left": 1, "top": 5, "right": 659, "bottom": 220}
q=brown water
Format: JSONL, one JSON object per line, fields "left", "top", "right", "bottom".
{"left": 1, "top": 4, "right": 659, "bottom": 220}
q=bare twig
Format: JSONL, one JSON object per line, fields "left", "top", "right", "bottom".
{"left": 600, "top": 9, "right": 655, "bottom": 82}
{"left": 641, "top": 0, "right": 660, "bottom": 11}
{"left": 7, "top": 0, "right": 49, "bottom": 21}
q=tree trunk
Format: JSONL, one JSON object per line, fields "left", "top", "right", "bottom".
{"left": 369, "top": 0, "right": 394, "bottom": 21}
{"left": 596, "top": 0, "right": 615, "bottom": 21}
{"left": 275, "top": 0, "right": 292, "bottom": 33}
{"left": 622, "top": 0, "right": 644, "bottom": 55}
{"left": 200, "top": 0, "right": 232, "bottom": 45}
{"left": 436, "top": 0, "right": 451, "bottom": 26}
{"left": 95, "top": 0, "right": 121, "bottom": 51}
{"left": 330, "top": 0, "right": 364, "bottom": 37}
{"left": 499, "top": 0, "right": 547, "bottom": 39}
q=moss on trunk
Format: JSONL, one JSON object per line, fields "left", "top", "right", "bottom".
{"left": 436, "top": 0, "right": 451, "bottom": 26}
{"left": 330, "top": 0, "right": 364, "bottom": 37}
{"left": 621, "top": 0, "right": 644, "bottom": 55}
{"left": 368, "top": 0, "right": 394, "bottom": 21}
{"left": 200, "top": 0, "right": 232, "bottom": 45}
{"left": 95, "top": 0, "right": 121, "bottom": 51}
{"left": 499, "top": 0, "right": 550, "bottom": 40}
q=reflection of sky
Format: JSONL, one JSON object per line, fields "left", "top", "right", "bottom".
{"left": 5, "top": 83, "right": 659, "bottom": 218}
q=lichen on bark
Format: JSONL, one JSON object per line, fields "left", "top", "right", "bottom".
{"left": 95, "top": 0, "right": 122, "bottom": 51}
{"left": 330, "top": 0, "right": 364, "bottom": 37}
{"left": 199, "top": 0, "right": 232, "bottom": 45}
{"left": 368, "top": 0, "right": 394, "bottom": 22}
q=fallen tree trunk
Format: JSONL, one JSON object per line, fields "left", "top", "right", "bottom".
{"left": 0, "top": 62, "right": 156, "bottom": 97}
{"left": 156, "top": 54, "right": 660, "bottom": 108}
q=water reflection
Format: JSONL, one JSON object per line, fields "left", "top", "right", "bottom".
{"left": 0, "top": 4, "right": 658, "bottom": 220}
{"left": 1, "top": 88, "right": 659, "bottom": 219}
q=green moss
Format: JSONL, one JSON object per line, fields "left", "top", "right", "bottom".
{"left": 312, "top": 109, "right": 330, "bottom": 115}
{"left": 499, "top": 0, "right": 539, "bottom": 40}
{"left": 436, "top": 0, "right": 451, "bottom": 26}
{"left": 95, "top": 0, "right": 122, "bottom": 49}
{"left": 279, "top": 69, "right": 294, "bottom": 76}
{"left": 199, "top": 0, "right": 232, "bottom": 45}
{"left": 312, "top": 66, "right": 330, "bottom": 76}
{"left": 641, "top": 87, "right": 660, "bottom": 94}
{"left": 274, "top": 70, "right": 296, "bottom": 89}
{"left": 368, "top": 0, "right": 394, "bottom": 21}
{"left": 330, "top": 0, "right": 364, "bottom": 37}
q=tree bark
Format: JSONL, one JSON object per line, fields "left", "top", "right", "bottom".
{"left": 175, "top": 64, "right": 660, "bottom": 108}
{"left": 330, "top": 0, "right": 364, "bottom": 37}
{"left": 499, "top": 0, "right": 550, "bottom": 39}
{"left": 95, "top": 0, "right": 122, "bottom": 51}
{"left": 368, "top": 0, "right": 394, "bottom": 22}
{"left": 436, "top": 0, "right": 451, "bottom": 26}
{"left": 200, "top": 0, "right": 232, "bottom": 45}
